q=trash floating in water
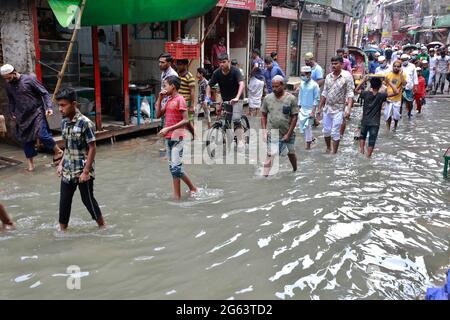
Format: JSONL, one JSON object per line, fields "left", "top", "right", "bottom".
{"left": 14, "top": 273, "right": 34, "bottom": 283}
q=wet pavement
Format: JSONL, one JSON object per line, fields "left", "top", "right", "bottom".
{"left": 0, "top": 98, "right": 449, "bottom": 299}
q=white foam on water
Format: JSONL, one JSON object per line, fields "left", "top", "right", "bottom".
{"left": 134, "top": 256, "right": 154, "bottom": 261}
{"left": 208, "top": 233, "right": 242, "bottom": 253}
{"left": 195, "top": 230, "right": 206, "bottom": 238}
{"left": 20, "top": 255, "right": 38, "bottom": 261}
{"left": 235, "top": 285, "right": 253, "bottom": 294}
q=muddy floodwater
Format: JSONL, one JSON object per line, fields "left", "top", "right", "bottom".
{"left": 0, "top": 100, "right": 449, "bottom": 299}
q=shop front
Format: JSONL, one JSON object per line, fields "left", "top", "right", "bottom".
{"left": 203, "top": 1, "right": 255, "bottom": 83}
{"left": 265, "top": 6, "right": 300, "bottom": 76}
{"left": 39, "top": 0, "right": 215, "bottom": 141}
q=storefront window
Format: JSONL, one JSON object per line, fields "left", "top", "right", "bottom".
{"left": 289, "top": 22, "right": 299, "bottom": 76}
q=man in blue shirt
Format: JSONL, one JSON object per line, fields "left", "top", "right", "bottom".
{"left": 304, "top": 52, "right": 324, "bottom": 87}
{"left": 248, "top": 48, "right": 266, "bottom": 116}
{"left": 271, "top": 51, "right": 280, "bottom": 69}
{"left": 368, "top": 53, "right": 380, "bottom": 74}
{"left": 297, "top": 66, "right": 320, "bottom": 150}
{"left": 264, "top": 56, "right": 286, "bottom": 94}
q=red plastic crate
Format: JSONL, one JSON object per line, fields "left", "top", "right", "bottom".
{"left": 164, "top": 42, "right": 200, "bottom": 59}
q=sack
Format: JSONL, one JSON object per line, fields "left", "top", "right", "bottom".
{"left": 446, "top": 73, "right": 450, "bottom": 82}
{"left": 0, "top": 115, "right": 6, "bottom": 137}
{"left": 140, "top": 97, "right": 151, "bottom": 118}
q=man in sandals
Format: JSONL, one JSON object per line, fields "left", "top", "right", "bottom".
{"left": 1, "top": 64, "right": 63, "bottom": 171}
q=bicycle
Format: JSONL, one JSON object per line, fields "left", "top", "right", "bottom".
{"left": 205, "top": 101, "right": 250, "bottom": 158}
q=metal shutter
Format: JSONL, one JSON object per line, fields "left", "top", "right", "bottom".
{"left": 326, "top": 23, "right": 337, "bottom": 72}
{"left": 316, "top": 22, "right": 328, "bottom": 72}
{"left": 277, "top": 19, "right": 288, "bottom": 72}
{"left": 0, "top": 31, "right": 3, "bottom": 65}
{"left": 335, "top": 23, "right": 343, "bottom": 51}
{"left": 265, "top": 17, "right": 278, "bottom": 58}
{"left": 299, "top": 22, "right": 315, "bottom": 69}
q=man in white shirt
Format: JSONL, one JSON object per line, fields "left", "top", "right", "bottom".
{"left": 400, "top": 54, "right": 418, "bottom": 118}
{"left": 434, "top": 48, "right": 450, "bottom": 94}
{"left": 317, "top": 56, "right": 355, "bottom": 154}
{"left": 375, "top": 56, "right": 391, "bottom": 75}
{"left": 428, "top": 48, "right": 437, "bottom": 91}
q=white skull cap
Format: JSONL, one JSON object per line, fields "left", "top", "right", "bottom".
{"left": 272, "top": 75, "right": 285, "bottom": 84}
{"left": 301, "top": 66, "right": 312, "bottom": 73}
{"left": 401, "top": 54, "right": 410, "bottom": 60}
{"left": 0, "top": 64, "right": 14, "bottom": 76}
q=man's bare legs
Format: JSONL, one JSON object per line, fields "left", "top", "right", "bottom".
{"left": 332, "top": 140, "right": 340, "bottom": 154}
{"left": 0, "top": 203, "right": 15, "bottom": 231}
{"left": 324, "top": 136, "right": 332, "bottom": 153}
{"left": 287, "top": 153, "right": 297, "bottom": 172}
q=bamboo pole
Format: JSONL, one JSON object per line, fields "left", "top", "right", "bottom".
{"left": 188, "top": 0, "right": 229, "bottom": 68}
{"left": 51, "top": 0, "right": 87, "bottom": 101}
{"left": 200, "top": 0, "right": 229, "bottom": 47}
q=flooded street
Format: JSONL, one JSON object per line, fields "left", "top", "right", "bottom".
{"left": 0, "top": 100, "right": 449, "bottom": 300}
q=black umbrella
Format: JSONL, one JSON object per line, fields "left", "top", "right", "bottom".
{"left": 402, "top": 44, "right": 418, "bottom": 51}
{"left": 427, "top": 41, "right": 444, "bottom": 49}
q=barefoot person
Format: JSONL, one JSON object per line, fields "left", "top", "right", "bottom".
{"left": 355, "top": 76, "right": 398, "bottom": 158}
{"left": 156, "top": 76, "right": 197, "bottom": 200}
{"left": 261, "top": 75, "right": 299, "bottom": 176}
{"left": 1, "top": 64, "right": 63, "bottom": 171}
{"left": 384, "top": 60, "right": 406, "bottom": 132}
{"left": 317, "top": 56, "right": 355, "bottom": 154}
{"left": 55, "top": 88, "right": 105, "bottom": 231}
{"left": 0, "top": 203, "right": 15, "bottom": 231}
{"left": 297, "top": 66, "right": 320, "bottom": 150}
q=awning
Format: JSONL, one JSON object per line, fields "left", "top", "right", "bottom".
{"left": 48, "top": 0, "right": 219, "bottom": 27}
{"left": 416, "top": 28, "right": 448, "bottom": 33}
{"left": 398, "top": 24, "right": 414, "bottom": 31}
{"left": 407, "top": 25, "right": 421, "bottom": 31}
{"left": 435, "top": 14, "right": 450, "bottom": 28}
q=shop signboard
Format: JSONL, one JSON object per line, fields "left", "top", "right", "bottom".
{"left": 272, "top": 6, "right": 298, "bottom": 20}
{"left": 300, "top": 2, "right": 331, "bottom": 22}
{"left": 217, "top": 0, "right": 256, "bottom": 11}
{"left": 329, "top": 11, "right": 344, "bottom": 23}
{"left": 422, "top": 16, "right": 433, "bottom": 28}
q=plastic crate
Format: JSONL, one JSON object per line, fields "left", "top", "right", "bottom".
{"left": 164, "top": 42, "right": 200, "bottom": 59}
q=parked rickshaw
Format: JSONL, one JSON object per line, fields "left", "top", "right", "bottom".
{"left": 348, "top": 46, "right": 368, "bottom": 86}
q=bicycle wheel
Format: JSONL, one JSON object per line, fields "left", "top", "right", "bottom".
{"left": 240, "top": 115, "right": 250, "bottom": 144}
{"left": 206, "top": 124, "right": 231, "bottom": 158}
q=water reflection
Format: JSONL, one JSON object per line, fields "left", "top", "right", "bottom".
{"left": 0, "top": 103, "right": 449, "bottom": 299}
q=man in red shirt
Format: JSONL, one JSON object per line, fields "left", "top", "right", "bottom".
{"left": 414, "top": 67, "right": 426, "bottom": 114}
{"left": 211, "top": 37, "right": 227, "bottom": 70}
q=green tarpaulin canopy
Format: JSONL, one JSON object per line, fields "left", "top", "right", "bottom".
{"left": 48, "top": 0, "right": 218, "bottom": 27}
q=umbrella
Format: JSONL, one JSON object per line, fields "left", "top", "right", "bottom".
{"left": 427, "top": 41, "right": 444, "bottom": 49}
{"left": 402, "top": 44, "right": 418, "bottom": 51}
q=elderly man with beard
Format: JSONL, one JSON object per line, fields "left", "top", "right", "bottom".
{"left": 1, "top": 64, "right": 63, "bottom": 172}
